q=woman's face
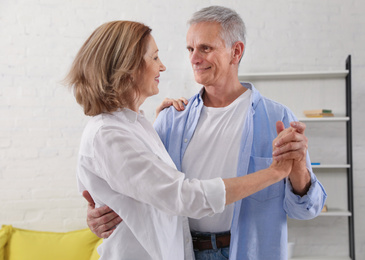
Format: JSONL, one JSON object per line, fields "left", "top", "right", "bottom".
{"left": 137, "top": 35, "right": 166, "bottom": 101}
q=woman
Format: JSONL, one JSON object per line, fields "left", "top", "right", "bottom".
{"left": 65, "top": 21, "right": 292, "bottom": 259}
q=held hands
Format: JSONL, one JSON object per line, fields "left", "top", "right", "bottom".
{"left": 272, "top": 121, "right": 311, "bottom": 196}
{"left": 269, "top": 121, "right": 295, "bottom": 180}
{"left": 82, "top": 190, "right": 122, "bottom": 239}
{"left": 272, "top": 121, "right": 308, "bottom": 163}
{"left": 155, "top": 97, "right": 188, "bottom": 118}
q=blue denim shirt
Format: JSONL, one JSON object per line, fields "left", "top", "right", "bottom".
{"left": 154, "top": 82, "right": 327, "bottom": 260}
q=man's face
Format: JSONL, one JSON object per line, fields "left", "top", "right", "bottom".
{"left": 186, "top": 22, "right": 233, "bottom": 87}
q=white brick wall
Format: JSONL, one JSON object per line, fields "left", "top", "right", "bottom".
{"left": 1, "top": 0, "right": 364, "bottom": 258}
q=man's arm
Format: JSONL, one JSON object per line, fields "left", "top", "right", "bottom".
{"left": 82, "top": 191, "right": 122, "bottom": 238}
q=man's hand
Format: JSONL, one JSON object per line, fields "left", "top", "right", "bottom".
{"left": 155, "top": 97, "right": 188, "bottom": 118}
{"left": 272, "top": 121, "right": 307, "bottom": 162}
{"left": 273, "top": 121, "right": 311, "bottom": 196}
{"left": 269, "top": 122, "right": 294, "bottom": 179}
{"left": 82, "top": 190, "right": 122, "bottom": 239}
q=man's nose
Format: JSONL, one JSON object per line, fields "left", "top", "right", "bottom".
{"left": 190, "top": 50, "right": 202, "bottom": 64}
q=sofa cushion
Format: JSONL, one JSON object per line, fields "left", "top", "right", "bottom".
{"left": 90, "top": 238, "right": 102, "bottom": 260}
{"left": 0, "top": 225, "right": 101, "bottom": 260}
{"left": 0, "top": 225, "right": 11, "bottom": 260}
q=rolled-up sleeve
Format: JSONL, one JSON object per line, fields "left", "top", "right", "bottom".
{"left": 284, "top": 165, "right": 327, "bottom": 219}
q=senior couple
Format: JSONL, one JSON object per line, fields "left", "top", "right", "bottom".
{"left": 65, "top": 5, "right": 327, "bottom": 260}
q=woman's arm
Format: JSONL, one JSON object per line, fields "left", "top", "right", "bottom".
{"left": 82, "top": 121, "right": 293, "bottom": 238}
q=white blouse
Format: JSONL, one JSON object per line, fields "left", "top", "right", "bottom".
{"left": 77, "top": 108, "right": 225, "bottom": 260}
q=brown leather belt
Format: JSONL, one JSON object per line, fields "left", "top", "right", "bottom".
{"left": 192, "top": 232, "right": 231, "bottom": 251}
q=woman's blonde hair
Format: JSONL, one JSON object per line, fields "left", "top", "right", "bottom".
{"left": 64, "top": 21, "right": 152, "bottom": 116}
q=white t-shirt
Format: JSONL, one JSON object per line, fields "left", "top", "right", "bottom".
{"left": 77, "top": 108, "right": 226, "bottom": 260}
{"left": 182, "top": 89, "right": 251, "bottom": 232}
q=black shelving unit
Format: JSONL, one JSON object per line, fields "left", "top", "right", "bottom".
{"left": 345, "top": 55, "right": 355, "bottom": 260}
{"left": 238, "top": 55, "right": 355, "bottom": 259}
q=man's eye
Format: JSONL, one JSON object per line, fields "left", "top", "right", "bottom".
{"left": 187, "top": 48, "right": 193, "bottom": 53}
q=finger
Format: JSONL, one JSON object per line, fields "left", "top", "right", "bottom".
{"left": 273, "top": 131, "right": 307, "bottom": 156}
{"left": 82, "top": 190, "right": 95, "bottom": 207}
{"left": 273, "top": 127, "right": 295, "bottom": 148}
{"left": 273, "top": 147, "right": 306, "bottom": 161}
{"left": 155, "top": 98, "right": 174, "bottom": 117}
{"left": 274, "top": 128, "right": 305, "bottom": 147}
{"left": 274, "top": 153, "right": 305, "bottom": 162}
{"left": 177, "top": 99, "right": 185, "bottom": 110}
{"left": 93, "top": 214, "right": 123, "bottom": 238}
{"left": 88, "top": 205, "right": 115, "bottom": 218}
{"left": 102, "top": 214, "right": 123, "bottom": 229}
{"left": 101, "top": 228, "right": 116, "bottom": 239}
{"left": 160, "top": 99, "right": 173, "bottom": 110}
{"left": 276, "top": 121, "right": 285, "bottom": 135}
{"left": 178, "top": 97, "right": 188, "bottom": 105}
{"left": 290, "top": 121, "right": 306, "bottom": 134}
{"left": 87, "top": 209, "right": 119, "bottom": 227}
{"left": 172, "top": 99, "right": 185, "bottom": 111}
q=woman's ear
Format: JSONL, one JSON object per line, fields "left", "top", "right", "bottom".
{"left": 231, "top": 41, "right": 244, "bottom": 65}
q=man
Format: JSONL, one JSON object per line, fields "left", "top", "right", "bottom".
{"left": 83, "top": 6, "right": 326, "bottom": 260}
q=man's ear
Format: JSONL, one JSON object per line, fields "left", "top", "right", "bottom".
{"left": 231, "top": 41, "right": 244, "bottom": 65}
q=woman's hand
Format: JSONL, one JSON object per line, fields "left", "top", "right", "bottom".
{"left": 155, "top": 97, "right": 188, "bottom": 118}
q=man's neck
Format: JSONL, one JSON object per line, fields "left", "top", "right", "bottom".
{"left": 202, "top": 80, "right": 246, "bottom": 108}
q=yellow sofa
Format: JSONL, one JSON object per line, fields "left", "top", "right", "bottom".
{"left": 0, "top": 225, "right": 102, "bottom": 260}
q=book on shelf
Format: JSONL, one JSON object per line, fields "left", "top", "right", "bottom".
{"left": 303, "top": 109, "right": 334, "bottom": 118}
{"left": 305, "top": 113, "right": 334, "bottom": 118}
{"left": 303, "top": 109, "right": 332, "bottom": 114}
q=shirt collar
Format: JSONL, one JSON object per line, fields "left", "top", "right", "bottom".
{"left": 197, "top": 82, "right": 255, "bottom": 107}
{"left": 196, "top": 88, "right": 205, "bottom": 107}
{"left": 114, "top": 108, "right": 144, "bottom": 123}
{"left": 241, "top": 82, "right": 261, "bottom": 109}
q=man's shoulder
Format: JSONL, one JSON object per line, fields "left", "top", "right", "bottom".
{"left": 256, "top": 94, "right": 292, "bottom": 113}
{"left": 162, "top": 93, "right": 200, "bottom": 117}
{"left": 154, "top": 93, "right": 201, "bottom": 134}
{"left": 253, "top": 95, "right": 298, "bottom": 126}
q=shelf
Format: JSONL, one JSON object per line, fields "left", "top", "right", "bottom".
{"left": 238, "top": 70, "right": 348, "bottom": 80}
{"left": 311, "top": 164, "right": 350, "bottom": 169}
{"left": 319, "top": 208, "right": 351, "bottom": 217}
{"left": 298, "top": 117, "right": 349, "bottom": 122}
{"left": 290, "top": 256, "right": 351, "bottom": 260}
{"left": 244, "top": 57, "right": 354, "bottom": 259}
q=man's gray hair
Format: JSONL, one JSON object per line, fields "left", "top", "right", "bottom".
{"left": 188, "top": 6, "right": 246, "bottom": 52}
